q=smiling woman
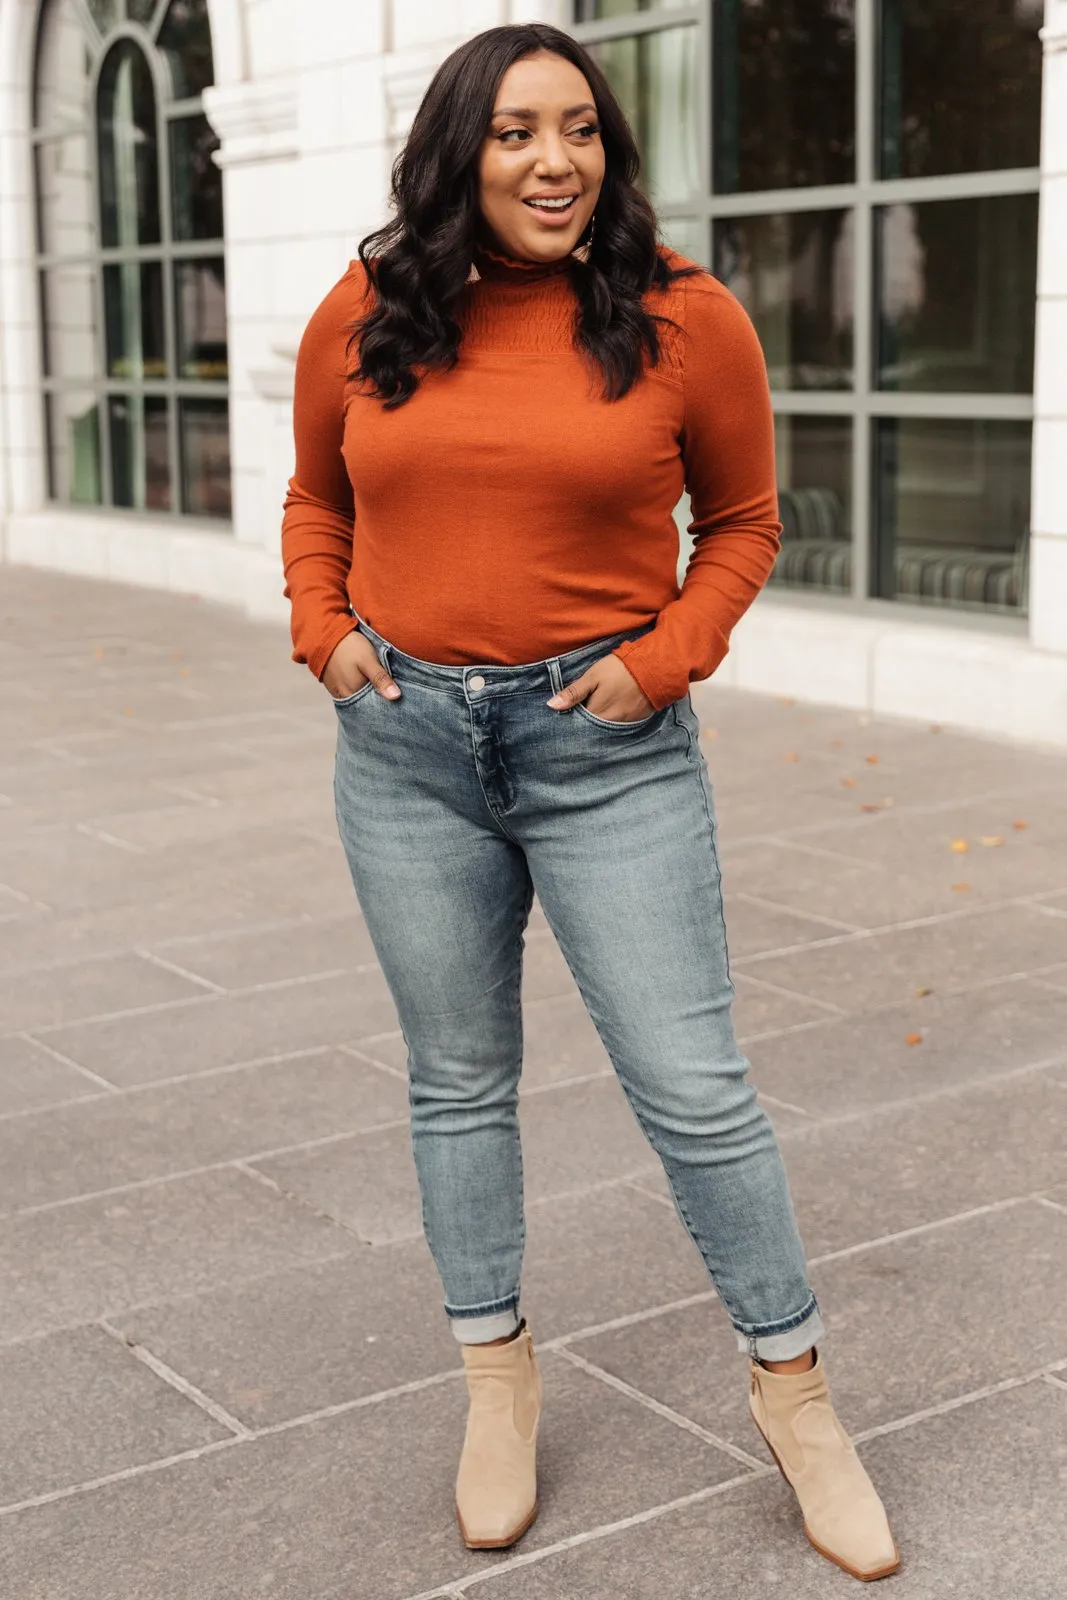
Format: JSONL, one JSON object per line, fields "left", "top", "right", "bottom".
{"left": 280, "top": 20, "right": 898, "bottom": 1583}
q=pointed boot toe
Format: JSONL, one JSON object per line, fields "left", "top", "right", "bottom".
{"left": 749, "top": 1351, "right": 900, "bottom": 1582}
{"left": 455, "top": 1326, "right": 541, "bottom": 1550}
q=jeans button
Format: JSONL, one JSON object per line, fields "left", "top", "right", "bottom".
{"left": 469, "top": 675, "right": 486, "bottom": 690}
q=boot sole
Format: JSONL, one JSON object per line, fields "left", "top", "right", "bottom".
{"left": 751, "top": 1417, "right": 901, "bottom": 1582}
{"left": 457, "top": 1499, "right": 539, "bottom": 1551}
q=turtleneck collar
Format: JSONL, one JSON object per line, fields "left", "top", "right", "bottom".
{"left": 471, "top": 242, "right": 573, "bottom": 285}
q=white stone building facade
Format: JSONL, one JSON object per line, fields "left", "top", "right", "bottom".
{"left": 1, "top": 0, "right": 1066, "bottom": 745}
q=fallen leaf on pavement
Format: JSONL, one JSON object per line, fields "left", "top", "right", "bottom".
{"left": 979, "top": 836, "right": 1005, "bottom": 848}
{"left": 905, "top": 1033, "right": 923, "bottom": 1047}
{"left": 1012, "top": 820, "right": 1029, "bottom": 831}
{"left": 952, "top": 882, "right": 972, "bottom": 892}
{"left": 950, "top": 839, "right": 970, "bottom": 853}
{"left": 841, "top": 777, "right": 858, "bottom": 788}
{"left": 865, "top": 755, "right": 880, "bottom": 765}
{"left": 915, "top": 987, "right": 933, "bottom": 997}
{"left": 784, "top": 752, "right": 800, "bottom": 762}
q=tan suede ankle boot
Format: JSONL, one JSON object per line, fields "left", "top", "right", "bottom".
{"left": 455, "top": 1325, "right": 541, "bottom": 1550}
{"left": 749, "top": 1350, "right": 900, "bottom": 1581}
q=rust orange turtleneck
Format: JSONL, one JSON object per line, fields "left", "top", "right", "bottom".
{"left": 281, "top": 245, "right": 781, "bottom": 710}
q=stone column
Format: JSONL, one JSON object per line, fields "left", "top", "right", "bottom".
{"left": 1030, "top": 0, "right": 1067, "bottom": 654}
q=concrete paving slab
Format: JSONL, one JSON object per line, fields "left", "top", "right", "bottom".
{"left": 0, "top": 1354, "right": 748, "bottom": 1600}
{"left": 0, "top": 1167, "right": 350, "bottom": 1343}
{"left": 570, "top": 1198, "right": 1067, "bottom": 1446}
{"left": 0, "top": 1037, "right": 100, "bottom": 1116}
{"left": 0, "top": 1050, "right": 409, "bottom": 1212}
{"left": 472, "top": 1381, "right": 1067, "bottom": 1600}
{"left": 145, "top": 913, "right": 380, "bottom": 990}
{"left": 34, "top": 967, "right": 402, "bottom": 1086}
{"left": 746, "top": 975, "right": 1067, "bottom": 1116}
{"left": 114, "top": 1183, "right": 711, "bottom": 1428}
{"left": 0, "top": 1323, "right": 230, "bottom": 1506}
{"left": 0, "top": 951, "right": 209, "bottom": 1035}
{"left": 777, "top": 1070, "right": 1067, "bottom": 1257}
{"left": 734, "top": 902, "right": 1067, "bottom": 1013}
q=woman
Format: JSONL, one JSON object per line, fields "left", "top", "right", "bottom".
{"left": 281, "top": 22, "right": 899, "bottom": 1583}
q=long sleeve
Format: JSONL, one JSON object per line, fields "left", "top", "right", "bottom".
{"left": 281, "top": 261, "right": 370, "bottom": 680}
{"left": 612, "top": 273, "right": 781, "bottom": 709}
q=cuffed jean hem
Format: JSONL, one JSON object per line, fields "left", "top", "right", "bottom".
{"left": 448, "top": 1301, "right": 522, "bottom": 1346}
{"left": 733, "top": 1298, "right": 826, "bottom": 1363}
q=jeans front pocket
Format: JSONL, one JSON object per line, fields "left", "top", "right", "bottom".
{"left": 572, "top": 701, "right": 672, "bottom": 736}
{"left": 330, "top": 679, "right": 376, "bottom": 711}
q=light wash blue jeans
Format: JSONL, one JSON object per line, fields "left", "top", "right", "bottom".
{"left": 333, "top": 616, "right": 824, "bottom": 1361}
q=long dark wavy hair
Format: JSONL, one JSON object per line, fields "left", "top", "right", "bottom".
{"left": 349, "top": 23, "right": 702, "bottom": 410}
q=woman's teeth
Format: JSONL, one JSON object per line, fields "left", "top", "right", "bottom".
{"left": 525, "top": 197, "right": 576, "bottom": 211}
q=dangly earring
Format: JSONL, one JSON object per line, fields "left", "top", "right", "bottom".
{"left": 572, "top": 214, "right": 595, "bottom": 264}
{"left": 465, "top": 260, "right": 481, "bottom": 285}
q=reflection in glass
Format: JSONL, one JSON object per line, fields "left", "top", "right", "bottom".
{"left": 659, "top": 217, "right": 707, "bottom": 267}
{"left": 110, "top": 395, "right": 171, "bottom": 510}
{"left": 880, "top": 0, "right": 1043, "bottom": 179}
{"left": 34, "top": 0, "right": 93, "bottom": 129}
{"left": 170, "top": 115, "right": 223, "bottom": 240}
{"left": 591, "top": 27, "right": 699, "bottom": 203}
{"left": 180, "top": 400, "right": 231, "bottom": 517}
{"left": 97, "top": 40, "right": 161, "bottom": 247}
{"left": 876, "top": 195, "right": 1037, "bottom": 395}
{"left": 41, "top": 266, "right": 99, "bottom": 380}
{"left": 714, "top": 0, "right": 855, "bottom": 192}
{"left": 158, "top": 0, "right": 214, "bottom": 97}
{"left": 34, "top": 134, "right": 93, "bottom": 256}
{"left": 175, "top": 259, "right": 227, "bottom": 379}
{"left": 874, "top": 419, "right": 1030, "bottom": 612}
{"left": 104, "top": 262, "right": 166, "bottom": 379}
{"left": 715, "top": 211, "right": 853, "bottom": 390}
{"left": 771, "top": 416, "right": 853, "bottom": 594}
{"left": 46, "top": 391, "right": 102, "bottom": 503}
{"left": 127, "top": 0, "right": 160, "bottom": 22}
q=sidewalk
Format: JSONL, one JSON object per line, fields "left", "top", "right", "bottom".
{"left": 1, "top": 567, "right": 1065, "bottom": 1599}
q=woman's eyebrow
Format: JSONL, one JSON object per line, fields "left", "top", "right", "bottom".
{"left": 491, "top": 102, "right": 597, "bottom": 119}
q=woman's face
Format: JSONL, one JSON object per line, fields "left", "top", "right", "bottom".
{"left": 477, "top": 51, "right": 605, "bottom": 264}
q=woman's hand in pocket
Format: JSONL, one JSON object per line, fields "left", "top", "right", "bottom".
{"left": 322, "top": 631, "right": 402, "bottom": 702}
{"left": 546, "top": 652, "right": 654, "bottom": 722}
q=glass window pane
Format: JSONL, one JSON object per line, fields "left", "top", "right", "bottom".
{"left": 87, "top": 0, "right": 119, "bottom": 30}
{"left": 34, "top": 0, "right": 94, "bottom": 130}
{"left": 591, "top": 27, "right": 700, "bottom": 203}
{"left": 104, "top": 261, "right": 167, "bottom": 379}
{"left": 659, "top": 216, "right": 707, "bottom": 266}
{"left": 41, "top": 265, "right": 99, "bottom": 380}
{"left": 175, "top": 258, "right": 227, "bottom": 379}
{"left": 577, "top": 2, "right": 674, "bottom": 16}
{"left": 46, "top": 391, "right": 103, "bottom": 503}
{"left": 170, "top": 115, "right": 223, "bottom": 240}
{"left": 714, "top": 0, "right": 855, "bottom": 193}
{"left": 876, "top": 195, "right": 1037, "bottom": 395}
{"left": 109, "top": 394, "right": 171, "bottom": 510}
{"left": 880, "top": 0, "right": 1043, "bottom": 179}
{"left": 180, "top": 399, "right": 231, "bottom": 517}
{"left": 97, "top": 40, "right": 161, "bottom": 248}
{"left": 772, "top": 416, "right": 853, "bottom": 595}
{"left": 714, "top": 210, "right": 853, "bottom": 390}
{"left": 874, "top": 419, "right": 1030, "bottom": 613}
{"left": 158, "top": 0, "right": 214, "bottom": 98}
{"left": 127, "top": 0, "right": 159, "bottom": 23}
{"left": 35, "top": 133, "right": 94, "bottom": 256}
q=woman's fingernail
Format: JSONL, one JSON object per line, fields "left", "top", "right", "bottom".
{"left": 384, "top": 684, "right": 402, "bottom": 699}
{"left": 546, "top": 695, "right": 564, "bottom": 708}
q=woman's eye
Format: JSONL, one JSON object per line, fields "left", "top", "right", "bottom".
{"left": 499, "top": 128, "right": 531, "bottom": 143}
{"left": 573, "top": 123, "right": 600, "bottom": 139}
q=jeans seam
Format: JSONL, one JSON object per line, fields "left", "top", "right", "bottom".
{"left": 466, "top": 698, "right": 521, "bottom": 843}
{"left": 733, "top": 1292, "right": 821, "bottom": 1339}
